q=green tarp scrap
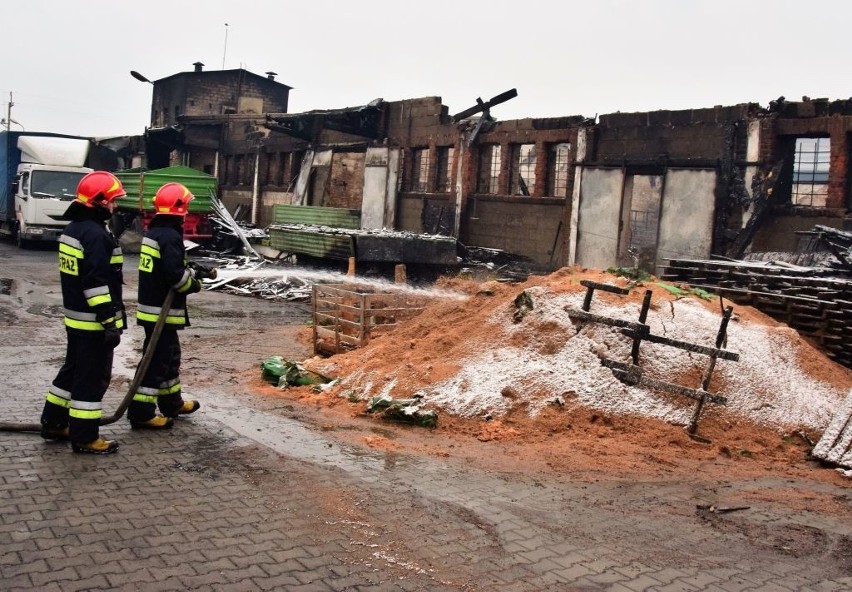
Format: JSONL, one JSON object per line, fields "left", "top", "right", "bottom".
{"left": 366, "top": 394, "right": 438, "bottom": 428}
{"left": 654, "top": 282, "right": 714, "bottom": 301}
{"left": 260, "top": 356, "right": 329, "bottom": 388}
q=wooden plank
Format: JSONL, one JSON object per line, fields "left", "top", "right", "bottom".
{"left": 601, "top": 359, "right": 728, "bottom": 405}
{"left": 621, "top": 329, "right": 740, "bottom": 361}
{"left": 315, "top": 326, "right": 362, "bottom": 346}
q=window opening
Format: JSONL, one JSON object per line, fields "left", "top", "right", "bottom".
{"left": 222, "top": 155, "right": 232, "bottom": 184}
{"left": 435, "top": 147, "right": 455, "bottom": 192}
{"left": 234, "top": 154, "right": 245, "bottom": 185}
{"left": 511, "top": 144, "right": 535, "bottom": 196}
{"left": 547, "top": 143, "right": 571, "bottom": 197}
{"left": 410, "top": 148, "right": 430, "bottom": 192}
{"left": 792, "top": 137, "right": 829, "bottom": 207}
{"left": 478, "top": 144, "right": 501, "bottom": 194}
{"left": 275, "top": 152, "right": 286, "bottom": 186}
{"left": 288, "top": 151, "right": 305, "bottom": 191}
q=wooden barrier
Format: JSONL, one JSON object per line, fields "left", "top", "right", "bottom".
{"left": 312, "top": 284, "right": 425, "bottom": 355}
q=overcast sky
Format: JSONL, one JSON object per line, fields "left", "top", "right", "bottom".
{"left": 3, "top": 0, "right": 851, "bottom": 138}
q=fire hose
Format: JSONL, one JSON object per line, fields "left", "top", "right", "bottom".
{"left": 0, "top": 264, "right": 217, "bottom": 434}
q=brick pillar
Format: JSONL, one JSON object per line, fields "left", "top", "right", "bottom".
{"left": 827, "top": 119, "right": 848, "bottom": 209}
{"left": 534, "top": 141, "right": 547, "bottom": 197}
{"left": 455, "top": 139, "right": 476, "bottom": 239}
{"left": 428, "top": 142, "right": 438, "bottom": 192}
{"left": 498, "top": 143, "right": 510, "bottom": 195}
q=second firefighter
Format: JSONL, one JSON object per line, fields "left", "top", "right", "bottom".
{"left": 128, "top": 182, "right": 202, "bottom": 429}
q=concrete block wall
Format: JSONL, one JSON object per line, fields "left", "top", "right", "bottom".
{"left": 397, "top": 195, "right": 424, "bottom": 233}
{"left": 396, "top": 195, "right": 455, "bottom": 235}
{"left": 594, "top": 106, "right": 750, "bottom": 162}
{"left": 464, "top": 198, "right": 566, "bottom": 268}
{"left": 385, "top": 97, "right": 452, "bottom": 145}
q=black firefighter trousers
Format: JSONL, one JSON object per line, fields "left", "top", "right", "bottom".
{"left": 127, "top": 327, "right": 185, "bottom": 422}
{"left": 41, "top": 330, "right": 114, "bottom": 444}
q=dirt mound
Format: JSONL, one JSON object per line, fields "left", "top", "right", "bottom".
{"left": 304, "top": 268, "right": 850, "bottom": 429}
{"left": 251, "top": 267, "right": 852, "bottom": 484}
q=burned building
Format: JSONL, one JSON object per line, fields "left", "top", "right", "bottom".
{"left": 140, "top": 65, "right": 849, "bottom": 274}
{"left": 143, "top": 63, "right": 291, "bottom": 172}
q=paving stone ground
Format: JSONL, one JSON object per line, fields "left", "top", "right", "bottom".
{"left": 2, "top": 242, "right": 852, "bottom": 591}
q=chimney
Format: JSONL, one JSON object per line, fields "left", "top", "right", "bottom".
{"left": 265, "top": 71, "right": 277, "bottom": 81}
{"left": 193, "top": 61, "right": 204, "bottom": 73}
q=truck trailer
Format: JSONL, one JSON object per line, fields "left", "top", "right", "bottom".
{"left": 113, "top": 165, "right": 216, "bottom": 241}
{"left": 0, "top": 131, "right": 93, "bottom": 247}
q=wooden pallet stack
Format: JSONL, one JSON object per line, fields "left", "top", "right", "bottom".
{"left": 661, "top": 258, "right": 852, "bottom": 369}
{"left": 312, "top": 284, "right": 426, "bottom": 355}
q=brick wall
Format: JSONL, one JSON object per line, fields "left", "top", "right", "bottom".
{"left": 774, "top": 114, "right": 852, "bottom": 210}
{"left": 153, "top": 70, "right": 289, "bottom": 126}
{"left": 594, "top": 106, "right": 750, "bottom": 163}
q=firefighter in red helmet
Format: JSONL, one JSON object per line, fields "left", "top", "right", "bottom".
{"left": 128, "top": 182, "right": 202, "bottom": 429}
{"left": 40, "top": 171, "right": 127, "bottom": 454}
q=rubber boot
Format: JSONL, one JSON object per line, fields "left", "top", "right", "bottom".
{"left": 72, "top": 438, "right": 119, "bottom": 455}
{"left": 130, "top": 414, "right": 174, "bottom": 430}
{"left": 41, "top": 425, "right": 70, "bottom": 441}
{"left": 176, "top": 400, "right": 200, "bottom": 416}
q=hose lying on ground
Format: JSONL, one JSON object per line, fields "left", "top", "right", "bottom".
{"left": 0, "top": 290, "right": 175, "bottom": 434}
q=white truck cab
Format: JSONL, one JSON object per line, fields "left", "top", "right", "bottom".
{"left": 2, "top": 134, "right": 92, "bottom": 247}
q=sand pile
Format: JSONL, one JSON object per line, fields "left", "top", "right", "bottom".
{"left": 305, "top": 268, "right": 852, "bottom": 435}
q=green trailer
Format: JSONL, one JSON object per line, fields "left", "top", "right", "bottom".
{"left": 113, "top": 165, "right": 217, "bottom": 240}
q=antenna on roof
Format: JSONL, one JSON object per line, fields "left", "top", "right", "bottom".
{"left": 222, "top": 23, "right": 229, "bottom": 70}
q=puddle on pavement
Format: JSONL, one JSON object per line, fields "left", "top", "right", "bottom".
{"left": 200, "top": 390, "right": 422, "bottom": 475}
{"left": 0, "top": 278, "right": 11, "bottom": 295}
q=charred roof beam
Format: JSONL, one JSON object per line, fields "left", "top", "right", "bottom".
{"left": 266, "top": 104, "right": 382, "bottom": 142}
{"left": 265, "top": 115, "right": 321, "bottom": 142}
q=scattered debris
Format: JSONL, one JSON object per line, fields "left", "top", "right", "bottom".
{"left": 261, "top": 356, "right": 329, "bottom": 388}
{"left": 210, "top": 192, "right": 264, "bottom": 260}
{"left": 797, "top": 225, "right": 852, "bottom": 273}
{"left": 366, "top": 394, "right": 438, "bottom": 428}
{"left": 457, "top": 245, "right": 532, "bottom": 283}
{"left": 512, "top": 290, "right": 534, "bottom": 322}
{"left": 811, "top": 389, "right": 852, "bottom": 469}
{"left": 696, "top": 504, "right": 751, "bottom": 514}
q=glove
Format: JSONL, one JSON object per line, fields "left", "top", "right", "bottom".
{"left": 103, "top": 328, "right": 121, "bottom": 349}
{"left": 188, "top": 261, "right": 217, "bottom": 280}
{"left": 186, "top": 278, "right": 203, "bottom": 294}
